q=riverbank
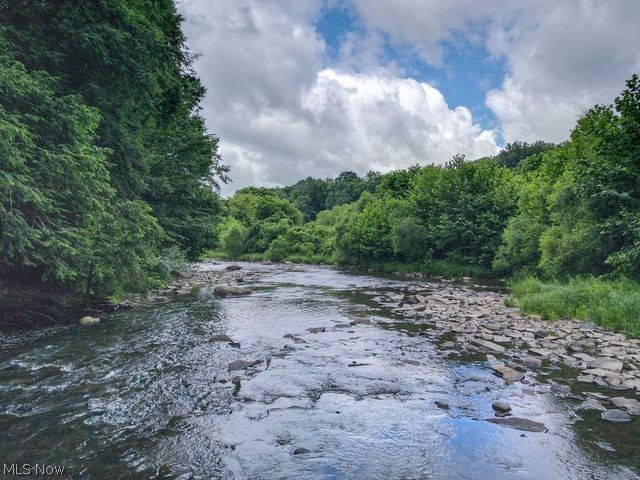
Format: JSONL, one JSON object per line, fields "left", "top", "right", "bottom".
{"left": 509, "top": 277, "right": 640, "bottom": 338}
{"left": 203, "top": 252, "right": 640, "bottom": 337}
{"left": 203, "top": 250, "right": 495, "bottom": 278}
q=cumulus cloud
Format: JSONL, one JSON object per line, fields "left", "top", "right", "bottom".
{"left": 349, "top": 0, "right": 640, "bottom": 143}
{"left": 177, "top": 0, "right": 638, "bottom": 194}
{"left": 177, "top": 0, "right": 498, "bottom": 195}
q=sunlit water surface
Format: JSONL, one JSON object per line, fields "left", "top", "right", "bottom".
{"left": 1, "top": 262, "right": 638, "bottom": 479}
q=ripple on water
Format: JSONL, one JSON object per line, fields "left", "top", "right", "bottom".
{"left": 0, "top": 261, "right": 638, "bottom": 479}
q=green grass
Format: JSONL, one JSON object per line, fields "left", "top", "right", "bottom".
{"left": 508, "top": 276, "right": 640, "bottom": 337}
{"left": 200, "top": 250, "right": 333, "bottom": 265}
{"left": 351, "top": 259, "right": 495, "bottom": 279}
{"left": 201, "top": 251, "right": 494, "bottom": 279}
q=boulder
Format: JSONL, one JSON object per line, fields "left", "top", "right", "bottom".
{"left": 214, "top": 285, "right": 252, "bottom": 297}
{"left": 293, "top": 447, "right": 310, "bottom": 455}
{"left": 226, "top": 265, "right": 243, "bottom": 271}
{"left": 492, "top": 401, "right": 512, "bottom": 414}
{"left": 79, "top": 316, "right": 100, "bottom": 325}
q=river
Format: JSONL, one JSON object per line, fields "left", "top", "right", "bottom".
{"left": 0, "top": 262, "right": 638, "bottom": 479}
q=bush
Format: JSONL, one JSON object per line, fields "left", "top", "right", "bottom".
{"left": 219, "top": 219, "right": 248, "bottom": 259}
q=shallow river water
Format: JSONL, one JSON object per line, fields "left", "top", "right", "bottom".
{"left": 0, "top": 262, "right": 638, "bottom": 479}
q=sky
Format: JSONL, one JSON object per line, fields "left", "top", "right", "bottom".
{"left": 176, "top": 0, "right": 640, "bottom": 196}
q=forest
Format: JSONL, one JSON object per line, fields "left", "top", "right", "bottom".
{"left": 0, "top": 1, "right": 227, "bottom": 312}
{"left": 0, "top": 1, "right": 638, "bottom": 334}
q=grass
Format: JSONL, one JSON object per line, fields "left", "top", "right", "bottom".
{"left": 200, "top": 250, "right": 333, "bottom": 265}
{"left": 508, "top": 276, "right": 640, "bottom": 337}
{"left": 351, "top": 259, "right": 495, "bottom": 279}
{"left": 201, "top": 251, "right": 494, "bottom": 279}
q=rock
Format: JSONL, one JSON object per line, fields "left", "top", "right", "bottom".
{"left": 348, "top": 361, "right": 370, "bottom": 367}
{"left": 79, "top": 316, "right": 100, "bottom": 325}
{"left": 470, "top": 338, "right": 505, "bottom": 353}
{"left": 485, "top": 417, "right": 547, "bottom": 432}
{"left": 492, "top": 335, "right": 511, "bottom": 343}
{"left": 350, "top": 318, "right": 371, "bottom": 325}
{"left": 610, "top": 397, "right": 640, "bottom": 414}
{"left": 227, "top": 359, "right": 262, "bottom": 371}
{"left": 577, "top": 375, "right": 595, "bottom": 383}
{"left": 589, "top": 357, "right": 623, "bottom": 373}
{"left": 550, "top": 383, "right": 571, "bottom": 395}
{"left": 601, "top": 409, "right": 632, "bottom": 423}
{"left": 582, "top": 368, "right": 616, "bottom": 377}
{"left": 577, "top": 399, "right": 606, "bottom": 411}
{"left": 231, "top": 376, "right": 241, "bottom": 394}
{"left": 624, "top": 378, "right": 640, "bottom": 390}
{"left": 491, "top": 364, "right": 525, "bottom": 384}
{"left": 306, "top": 327, "right": 326, "bottom": 333}
{"left": 567, "top": 342, "right": 583, "bottom": 352}
{"left": 435, "top": 401, "right": 449, "bottom": 410}
{"left": 572, "top": 353, "right": 595, "bottom": 362}
{"left": 226, "top": 265, "right": 243, "bottom": 271}
{"left": 293, "top": 447, "right": 310, "bottom": 455}
{"left": 492, "top": 401, "right": 512, "bottom": 414}
{"left": 523, "top": 357, "right": 543, "bottom": 367}
{"left": 210, "top": 334, "right": 236, "bottom": 343}
{"left": 214, "top": 285, "right": 252, "bottom": 297}
{"left": 586, "top": 392, "right": 609, "bottom": 400}
{"left": 528, "top": 348, "right": 552, "bottom": 357}
{"left": 402, "top": 359, "right": 420, "bottom": 366}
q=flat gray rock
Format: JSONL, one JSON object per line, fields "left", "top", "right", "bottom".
{"left": 589, "top": 357, "right": 623, "bottom": 372}
{"left": 228, "top": 359, "right": 262, "bottom": 371}
{"left": 211, "top": 334, "right": 236, "bottom": 343}
{"left": 610, "top": 397, "right": 640, "bottom": 414}
{"left": 491, "top": 364, "right": 525, "bottom": 384}
{"left": 577, "top": 399, "right": 606, "bottom": 411}
{"left": 601, "top": 409, "right": 632, "bottom": 423}
{"left": 306, "top": 327, "right": 326, "bottom": 333}
{"left": 470, "top": 338, "right": 505, "bottom": 353}
{"left": 485, "top": 417, "right": 547, "bottom": 432}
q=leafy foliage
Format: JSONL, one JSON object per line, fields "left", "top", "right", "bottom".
{"left": 0, "top": 2, "right": 225, "bottom": 300}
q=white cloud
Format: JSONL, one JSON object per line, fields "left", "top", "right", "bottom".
{"left": 177, "top": 0, "right": 638, "bottom": 195}
{"left": 349, "top": 0, "right": 640, "bottom": 143}
{"left": 177, "top": 0, "right": 498, "bottom": 195}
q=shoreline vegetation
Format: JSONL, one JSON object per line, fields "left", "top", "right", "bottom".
{"left": 200, "top": 75, "right": 640, "bottom": 339}
{"left": 0, "top": 2, "right": 638, "bottom": 339}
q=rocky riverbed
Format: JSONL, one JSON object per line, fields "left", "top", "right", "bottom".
{"left": 1, "top": 261, "right": 638, "bottom": 478}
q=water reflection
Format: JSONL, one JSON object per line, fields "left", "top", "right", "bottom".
{"left": 0, "top": 262, "right": 637, "bottom": 479}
